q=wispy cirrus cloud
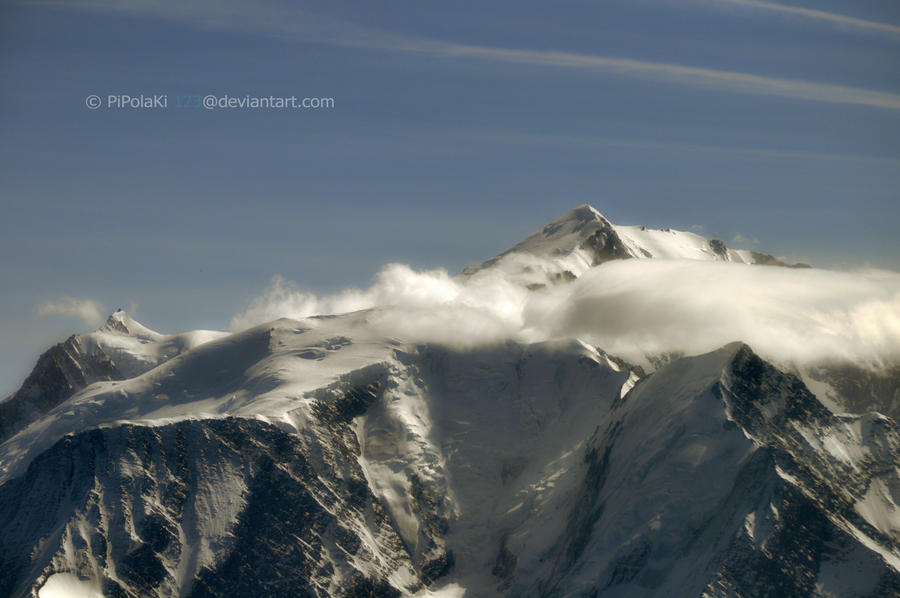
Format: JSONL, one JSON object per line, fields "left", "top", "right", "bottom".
{"left": 25, "top": 0, "right": 900, "bottom": 111}
{"left": 429, "top": 44, "right": 900, "bottom": 111}
{"left": 711, "top": 0, "right": 900, "bottom": 36}
{"left": 447, "top": 129, "right": 900, "bottom": 165}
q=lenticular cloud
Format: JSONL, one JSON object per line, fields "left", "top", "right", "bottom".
{"left": 232, "top": 258, "right": 900, "bottom": 370}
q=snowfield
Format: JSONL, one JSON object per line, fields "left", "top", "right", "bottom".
{"left": 2, "top": 205, "right": 899, "bottom": 597}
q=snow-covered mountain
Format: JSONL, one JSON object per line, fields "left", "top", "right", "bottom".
{"left": 1, "top": 206, "right": 897, "bottom": 598}
{"left": 462, "top": 205, "right": 807, "bottom": 290}
{"left": 0, "top": 311, "right": 225, "bottom": 445}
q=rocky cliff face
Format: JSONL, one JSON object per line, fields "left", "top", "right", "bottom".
{"left": 1, "top": 206, "right": 896, "bottom": 597}
{"left": 0, "top": 311, "right": 225, "bottom": 446}
{"left": 801, "top": 363, "right": 900, "bottom": 421}
{"left": 0, "top": 415, "right": 423, "bottom": 598}
{"left": 0, "top": 334, "right": 120, "bottom": 443}
{"left": 494, "top": 344, "right": 900, "bottom": 597}
{"left": 1, "top": 338, "right": 898, "bottom": 598}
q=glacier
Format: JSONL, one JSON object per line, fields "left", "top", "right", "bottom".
{"left": 1, "top": 205, "right": 899, "bottom": 597}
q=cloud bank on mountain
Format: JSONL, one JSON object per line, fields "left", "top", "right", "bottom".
{"left": 232, "top": 258, "right": 900, "bottom": 370}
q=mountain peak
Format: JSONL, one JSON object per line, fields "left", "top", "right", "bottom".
{"left": 565, "top": 204, "right": 609, "bottom": 224}
{"left": 98, "top": 309, "right": 159, "bottom": 339}
{"left": 515, "top": 204, "right": 614, "bottom": 251}
{"left": 465, "top": 204, "right": 801, "bottom": 283}
{"left": 100, "top": 309, "right": 132, "bottom": 334}
{"left": 540, "top": 204, "right": 612, "bottom": 236}
{"left": 462, "top": 204, "right": 626, "bottom": 279}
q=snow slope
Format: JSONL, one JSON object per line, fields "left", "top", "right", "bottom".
{"left": 2, "top": 328, "right": 898, "bottom": 597}
{"left": 0, "top": 310, "right": 225, "bottom": 444}
{"left": 0, "top": 205, "right": 897, "bottom": 597}
{"left": 462, "top": 205, "right": 799, "bottom": 290}
{"left": 89, "top": 309, "right": 226, "bottom": 379}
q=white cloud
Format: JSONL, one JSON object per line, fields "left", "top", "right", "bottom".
{"left": 230, "top": 275, "right": 374, "bottom": 332}
{"left": 712, "top": 0, "right": 900, "bottom": 36}
{"left": 35, "top": 297, "right": 105, "bottom": 329}
{"left": 233, "top": 258, "right": 900, "bottom": 371}
{"left": 542, "top": 261, "right": 900, "bottom": 370}
{"left": 231, "top": 265, "right": 530, "bottom": 346}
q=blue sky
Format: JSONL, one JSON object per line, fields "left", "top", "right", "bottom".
{"left": 1, "top": 0, "right": 899, "bottom": 394}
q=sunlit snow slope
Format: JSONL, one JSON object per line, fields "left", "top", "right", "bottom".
{"left": 1, "top": 206, "right": 897, "bottom": 598}
{"left": 462, "top": 205, "right": 805, "bottom": 289}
